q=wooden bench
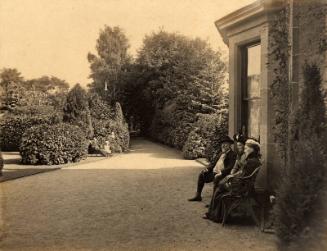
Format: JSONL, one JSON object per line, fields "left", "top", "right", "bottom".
{"left": 220, "top": 167, "right": 264, "bottom": 230}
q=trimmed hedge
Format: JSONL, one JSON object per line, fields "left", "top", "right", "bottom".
{"left": 63, "top": 84, "right": 94, "bottom": 139}
{"left": 205, "top": 111, "right": 228, "bottom": 164}
{"left": 9, "top": 105, "right": 57, "bottom": 116}
{"left": 0, "top": 113, "right": 61, "bottom": 151}
{"left": 182, "top": 112, "right": 228, "bottom": 160}
{"left": 148, "top": 103, "right": 196, "bottom": 149}
{"left": 89, "top": 98, "right": 130, "bottom": 153}
{"left": 108, "top": 119, "right": 130, "bottom": 152}
{"left": 20, "top": 123, "right": 88, "bottom": 165}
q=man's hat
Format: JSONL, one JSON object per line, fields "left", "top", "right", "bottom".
{"left": 233, "top": 133, "right": 247, "bottom": 145}
{"left": 219, "top": 135, "right": 234, "bottom": 144}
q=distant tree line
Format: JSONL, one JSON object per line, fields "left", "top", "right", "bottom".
{"left": 0, "top": 25, "right": 228, "bottom": 161}
{"left": 0, "top": 68, "right": 69, "bottom": 112}
{"left": 0, "top": 67, "right": 129, "bottom": 165}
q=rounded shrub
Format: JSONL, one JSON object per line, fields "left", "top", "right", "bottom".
{"left": 182, "top": 112, "right": 228, "bottom": 160}
{"left": 109, "top": 119, "right": 130, "bottom": 152}
{"left": 205, "top": 112, "right": 228, "bottom": 164}
{"left": 182, "top": 130, "right": 206, "bottom": 159}
{"left": 90, "top": 100, "right": 130, "bottom": 153}
{"left": 10, "top": 105, "right": 57, "bottom": 116}
{"left": 0, "top": 113, "right": 61, "bottom": 151}
{"left": 20, "top": 123, "right": 88, "bottom": 165}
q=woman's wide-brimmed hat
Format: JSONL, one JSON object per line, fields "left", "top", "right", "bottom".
{"left": 245, "top": 138, "right": 261, "bottom": 152}
{"left": 219, "top": 135, "right": 234, "bottom": 144}
{"left": 233, "top": 133, "right": 247, "bottom": 145}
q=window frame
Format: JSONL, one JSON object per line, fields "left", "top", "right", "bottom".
{"left": 240, "top": 41, "right": 261, "bottom": 140}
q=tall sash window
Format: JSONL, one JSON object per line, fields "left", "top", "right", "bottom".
{"left": 241, "top": 43, "right": 261, "bottom": 140}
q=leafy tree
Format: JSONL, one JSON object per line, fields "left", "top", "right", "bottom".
{"left": 63, "top": 84, "right": 93, "bottom": 138}
{"left": 88, "top": 26, "right": 131, "bottom": 103}
{"left": 24, "top": 76, "right": 69, "bottom": 93}
{"left": 137, "top": 31, "right": 226, "bottom": 109}
{"left": 24, "top": 76, "right": 69, "bottom": 107}
{"left": 0, "top": 68, "right": 24, "bottom": 110}
{"left": 129, "top": 31, "right": 227, "bottom": 148}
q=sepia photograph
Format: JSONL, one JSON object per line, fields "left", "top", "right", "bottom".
{"left": 0, "top": 0, "right": 327, "bottom": 250}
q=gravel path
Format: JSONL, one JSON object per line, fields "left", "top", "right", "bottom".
{"left": 0, "top": 138, "right": 277, "bottom": 251}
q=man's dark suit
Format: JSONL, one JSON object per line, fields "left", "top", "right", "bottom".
{"left": 196, "top": 150, "right": 237, "bottom": 196}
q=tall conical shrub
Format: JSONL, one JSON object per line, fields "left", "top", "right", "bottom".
{"left": 274, "top": 63, "right": 327, "bottom": 250}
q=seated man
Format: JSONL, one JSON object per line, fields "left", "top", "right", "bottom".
{"left": 204, "top": 133, "right": 246, "bottom": 208}
{"left": 188, "top": 135, "right": 236, "bottom": 202}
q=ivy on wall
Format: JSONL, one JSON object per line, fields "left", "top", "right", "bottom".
{"left": 268, "top": 1, "right": 290, "bottom": 166}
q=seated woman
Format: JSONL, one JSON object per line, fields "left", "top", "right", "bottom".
{"left": 206, "top": 133, "right": 246, "bottom": 207}
{"left": 203, "top": 138, "right": 261, "bottom": 222}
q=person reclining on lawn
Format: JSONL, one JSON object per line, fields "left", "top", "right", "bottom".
{"left": 188, "top": 135, "right": 237, "bottom": 202}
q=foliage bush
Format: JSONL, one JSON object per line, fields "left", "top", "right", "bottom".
{"left": 182, "top": 111, "right": 228, "bottom": 160}
{"left": 117, "top": 31, "right": 227, "bottom": 152}
{"left": 20, "top": 123, "right": 88, "bottom": 165}
{"left": 148, "top": 101, "right": 195, "bottom": 149}
{"left": 204, "top": 110, "right": 228, "bottom": 164}
{"left": 0, "top": 113, "right": 61, "bottom": 151}
{"left": 9, "top": 105, "right": 58, "bottom": 116}
{"left": 88, "top": 94, "right": 129, "bottom": 153}
{"left": 0, "top": 68, "right": 69, "bottom": 112}
{"left": 112, "top": 103, "right": 130, "bottom": 151}
{"left": 63, "top": 84, "right": 93, "bottom": 139}
{"left": 274, "top": 63, "right": 327, "bottom": 250}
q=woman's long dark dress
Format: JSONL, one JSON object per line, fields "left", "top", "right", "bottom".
{"left": 206, "top": 152, "right": 261, "bottom": 222}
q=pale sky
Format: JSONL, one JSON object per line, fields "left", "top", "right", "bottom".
{"left": 0, "top": 0, "right": 254, "bottom": 87}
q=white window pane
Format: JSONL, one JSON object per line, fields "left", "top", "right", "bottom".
{"left": 247, "top": 99, "right": 260, "bottom": 140}
{"left": 247, "top": 44, "right": 261, "bottom": 76}
{"left": 247, "top": 75, "right": 260, "bottom": 98}
{"left": 247, "top": 44, "right": 261, "bottom": 98}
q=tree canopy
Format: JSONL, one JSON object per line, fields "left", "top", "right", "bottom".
{"left": 88, "top": 26, "right": 132, "bottom": 103}
{"left": 0, "top": 68, "right": 70, "bottom": 111}
{"left": 63, "top": 83, "right": 93, "bottom": 138}
{"left": 0, "top": 68, "right": 25, "bottom": 110}
{"left": 119, "top": 30, "right": 227, "bottom": 148}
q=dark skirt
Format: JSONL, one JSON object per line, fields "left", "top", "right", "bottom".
{"left": 207, "top": 178, "right": 243, "bottom": 222}
{"left": 207, "top": 180, "right": 230, "bottom": 222}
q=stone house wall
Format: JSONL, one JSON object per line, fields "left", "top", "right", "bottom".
{"left": 294, "top": 0, "right": 327, "bottom": 102}
{"left": 215, "top": 0, "right": 327, "bottom": 192}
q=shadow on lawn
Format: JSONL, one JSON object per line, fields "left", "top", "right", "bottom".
{"left": 3, "top": 158, "right": 21, "bottom": 165}
{"left": 0, "top": 152, "right": 20, "bottom": 156}
{"left": 0, "top": 168, "right": 59, "bottom": 183}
